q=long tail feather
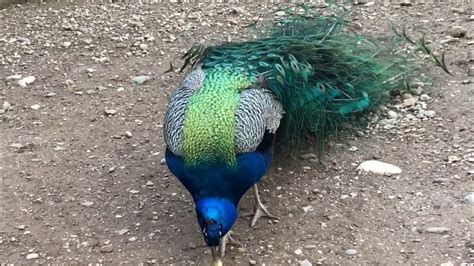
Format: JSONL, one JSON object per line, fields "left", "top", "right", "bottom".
{"left": 180, "top": 4, "right": 432, "bottom": 153}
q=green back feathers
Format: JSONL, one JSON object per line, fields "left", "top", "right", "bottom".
{"left": 180, "top": 5, "right": 417, "bottom": 153}
{"left": 176, "top": 4, "right": 432, "bottom": 158}
{"left": 183, "top": 69, "right": 252, "bottom": 166}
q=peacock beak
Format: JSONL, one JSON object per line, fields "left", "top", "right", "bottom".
{"left": 210, "top": 246, "right": 223, "bottom": 266}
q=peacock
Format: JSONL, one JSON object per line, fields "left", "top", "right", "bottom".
{"left": 163, "top": 4, "right": 423, "bottom": 265}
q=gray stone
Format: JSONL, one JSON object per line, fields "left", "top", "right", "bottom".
{"left": 423, "top": 110, "right": 436, "bottom": 118}
{"left": 132, "top": 75, "right": 152, "bottom": 85}
{"left": 357, "top": 160, "right": 402, "bottom": 175}
{"left": 300, "top": 259, "right": 312, "bottom": 266}
{"left": 275, "top": 11, "right": 286, "bottom": 16}
{"left": 448, "top": 26, "right": 467, "bottom": 38}
{"left": 100, "top": 244, "right": 114, "bottom": 253}
{"left": 81, "top": 201, "right": 94, "bottom": 207}
{"left": 26, "top": 253, "right": 39, "bottom": 260}
{"left": 387, "top": 110, "right": 398, "bottom": 119}
{"left": 400, "top": 0, "right": 411, "bottom": 6}
{"left": 2, "top": 101, "right": 12, "bottom": 111}
{"left": 410, "top": 87, "right": 423, "bottom": 96}
{"left": 432, "top": 178, "right": 449, "bottom": 183}
{"left": 116, "top": 228, "right": 129, "bottom": 235}
{"left": 463, "top": 193, "right": 474, "bottom": 204}
{"left": 104, "top": 109, "right": 117, "bottom": 115}
{"left": 18, "top": 76, "right": 35, "bottom": 87}
{"left": 345, "top": 249, "right": 357, "bottom": 255}
{"left": 300, "top": 153, "right": 317, "bottom": 160}
{"left": 419, "top": 94, "right": 430, "bottom": 101}
{"left": 425, "top": 227, "right": 450, "bottom": 234}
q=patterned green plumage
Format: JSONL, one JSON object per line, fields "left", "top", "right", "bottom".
{"left": 180, "top": 5, "right": 418, "bottom": 153}
{"left": 183, "top": 69, "right": 252, "bottom": 166}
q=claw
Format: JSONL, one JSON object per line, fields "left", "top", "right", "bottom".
{"left": 245, "top": 184, "right": 279, "bottom": 228}
{"left": 219, "top": 230, "right": 241, "bottom": 257}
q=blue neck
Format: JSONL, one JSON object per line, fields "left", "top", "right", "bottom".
{"left": 195, "top": 197, "right": 237, "bottom": 247}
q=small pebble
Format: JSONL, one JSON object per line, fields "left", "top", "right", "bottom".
{"left": 448, "top": 25, "right": 467, "bottom": 38}
{"left": 432, "top": 178, "right": 449, "bottom": 183}
{"left": 139, "top": 43, "right": 148, "bottom": 50}
{"left": 18, "top": 76, "right": 35, "bottom": 87}
{"left": 129, "top": 190, "right": 140, "bottom": 194}
{"left": 116, "top": 228, "right": 129, "bottom": 235}
{"left": 6, "top": 74, "right": 22, "bottom": 80}
{"left": 275, "top": 11, "right": 286, "bottom": 16}
{"left": 300, "top": 153, "right": 317, "bottom": 160}
{"left": 440, "top": 262, "right": 454, "bottom": 266}
{"left": 30, "top": 104, "right": 41, "bottom": 110}
{"left": 105, "top": 109, "right": 117, "bottom": 115}
{"left": 447, "top": 156, "right": 460, "bottom": 163}
{"left": 2, "top": 101, "right": 12, "bottom": 111}
{"left": 357, "top": 160, "right": 402, "bottom": 175}
{"left": 294, "top": 249, "right": 303, "bottom": 255}
{"left": 160, "top": 158, "right": 166, "bottom": 165}
{"left": 132, "top": 75, "right": 152, "bottom": 85}
{"left": 463, "top": 193, "right": 474, "bottom": 204}
{"left": 108, "top": 166, "right": 116, "bottom": 173}
{"left": 387, "top": 110, "right": 398, "bottom": 119}
{"left": 249, "top": 259, "right": 257, "bottom": 265}
{"left": 401, "top": 97, "right": 417, "bottom": 107}
{"left": 345, "top": 249, "right": 357, "bottom": 256}
{"left": 419, "top": 94, "right": 430, "bottom": 101}
{"left": 348, "top": 146, "right": 358, "bottom": 152}
{"left": 128, "top": 236, "right": 137, "bottom": 242}
{"left": 423, "top": 110, "right": 436, "bottom": 118}
{"left": 299, "top": 259, "right": 312, "bottom": 266}
{"left": 81, "top": 201, "right": 94, "bottom": 207}
{"left": 425, "top": 227, "right": 450, "bottom": 234}
{"left": 125, "top": 131, "right": 133, "bottom": 138}
{"left": 410, "top": 87, "right": 423, "bottom": 96}
{"left": 400, "top": 0, "right": 412, "bottom": 6}
{"left": 100, "top": 244, "right": 114, "bottom": 253}
{"left": 304, "top": 245, "right": 317, "bottom": 250}
{"left": 45, "top": 92, "right": 56, "bottom": 98}
{"left": 146, "top": 181, "right": 154, "bottom": 186}
{"left": 26, "top": 253, "right": 39, "bottom": 260}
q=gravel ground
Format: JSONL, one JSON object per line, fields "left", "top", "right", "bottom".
{"left": 1, "top": 1, "right": 473, "bottom": 265}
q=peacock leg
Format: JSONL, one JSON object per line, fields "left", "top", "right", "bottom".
{"left": 219, "top": 230, "right": 241, "bottom": 257}
{"left": 247, "top": 184, "right": 279, "bottom": 228}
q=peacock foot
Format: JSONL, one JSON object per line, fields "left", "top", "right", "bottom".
{"left": 219, "top": 230, "right": 241, "bottom": 258}
{"left": 243, "top": 184, "right": 279, "bottom": 228}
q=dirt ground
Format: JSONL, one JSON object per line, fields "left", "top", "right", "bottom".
{"left": 1, "top": 1, "right": 473, "bottom": 265}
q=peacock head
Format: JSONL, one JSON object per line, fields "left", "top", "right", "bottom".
{"left": 195, "top": 197, "right": 237, "bottom": 247}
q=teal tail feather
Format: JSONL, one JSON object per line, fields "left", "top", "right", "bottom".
{"left": 180, "top": 4, "right": 425, "bottom": 153}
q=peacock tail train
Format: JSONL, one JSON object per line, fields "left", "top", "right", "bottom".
{"left": 177, "top": 4, "right": 420, "bottom": 155}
